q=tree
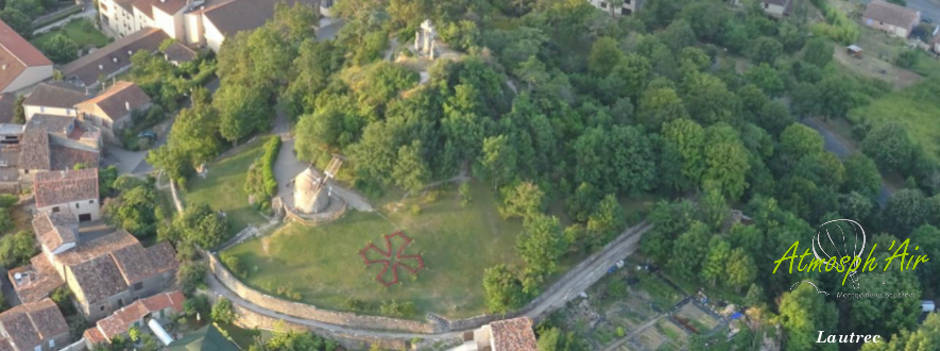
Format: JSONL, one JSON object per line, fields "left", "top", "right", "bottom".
{"left": 482, "top": 264, "right": 525, "bottom": 313}
{"left": 703, "top": 124, "right": 750, "bottom": 201}
{"left": 211, "top": 298, "right": 236, "bottom": 325}
{"left": 0, "top": 231, "right": 35, "bottom": 267}
{"left": 725, "top": 248, "right": 757, "bottom": 291}
{"left": 701, "top": 236, "right": 730, "bottom": 287}
{"left": 862, "top": 122, "right": 916, "bottom": 172}
{"left": 517, "top": 214, "right": 566, "bottom": 275}
{"left": 895, "top": 49, "right": 918, "bottom": 68}
{"left": 177, "top": 261, "right": 207, "bottom": 295}
{"left": 803, "top": 38, "right": 833, "bottom": 67}
{"left": 842, "top": 154, "right": 881, "bottom": 198}
{"left": 667, "top": 221, "right": 710, "bottom": 280}
{"left": 861, "top": 313, "right": 940, "bottom": 351}
{"left": 662, "top": 118, "right": 705, "bottom": 189}
{"left": 163, "top": 204, "right": 229, "bottom": 249}
{"left": 637, "top": 86, "right": 688, "bottom": 129}
{"left": 777, "top": 283, "right": 838, "bottom": 351}
{"left": 681, "top": 72, "right": 737, "bottom": 125}
{"left": 480, "top": 135, "right": 518, "bottom": 189}
{"left": 215, "top": 84, "right": 269, "bottom": 143}
{"left": 747, "top": 36, "right": 783, "bottom": 64}
{"left": 0, "top": 8, "right": 31, "bottom": 38}
{"left": 573, "top": 126, "right": 656, "bottom": 195}
{"left": 850, "top": 270, "right": 920, "bottom": 336}
{"left": 103, "top": 177, "right": 159, "bottom": 238}
{"left": 911, "top": 225, "right": 940, "bottom": 297}
{"left": 745, "top": 63, "right": 784, "bottom": 97}
{"left": 588, "top": 37, "right": 623, "bottom": 76}
{"left": 37, "top": 33, "right": 78, "bottom": 63}
{"left": 499, "top": 182, "right": 544, "bottom": 220}
{"left": 585, "top": 194, "right": 625, "bottom": 246}
{"left": 883, "top": 189, "right": 930, "bottom": 234}
{"left": 392, "top": 141, "right": 429, "bottom": 193}
{"left": 699, "top": 188, "right": 728, "bottom": 230}
{"left": 12, "top": 95, "right": 25, "bottom": 124}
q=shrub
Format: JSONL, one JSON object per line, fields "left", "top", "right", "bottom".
{"left": 244, "top": 137, "right": 281, "bottom": 208}
{"left": 211, "top": 297, "right": 236, "bottom": 325}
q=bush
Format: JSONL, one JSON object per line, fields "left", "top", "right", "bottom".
{"left": 220, "top": 252, "right": 245, "bottom": 276}
{"left": 895, "top": 50, "right": 918, "bottom": 68}
{"left": 211, "top": 297, "right": 236, "bottom": 325}
{"left": 244, "top": 137, "right": 281, "bottom": 209}
{"left": 378, "top": 300, "right": 416, "bottom": 318}
{"left": 177, "top": 261, "right": 207, "bottom": 295}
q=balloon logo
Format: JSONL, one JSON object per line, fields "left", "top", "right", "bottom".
{"left": 811, "top": 219, "right": 866, "bottom": 288}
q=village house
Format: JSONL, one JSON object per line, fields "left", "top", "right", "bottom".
{"left": 862, "top": 0, "right": 920, "bottom": 38}
{"left": 76, "top": 81, "right": 153, "bottom": 142}
{"left": 84, "top": 290, "right": 184, "bottom": 347}
{"left": 9, "top": 214, "right": 179, "bottom": 320}
{"left": 587, "top": 0, "right": 639, "bottom": 16}
{"left": 21, "top": 82, "right": 88, "bottom": 121}
{"left": 0, "top": 20, "right": 54, "bottom": 94}
{"left": 97, "top": 0, "right": 317, "bottom": 53}
{"left": 932, "top": 35, "right": 940, "bottom": 54}
{"left": 451, "top": 317, "right": 538, "bottom": 351}
{"left": 33, "top": 168, "right": 101, "bottom": 222}
{"left": 0, "top": 298, "right": 70, "bottom": 351}
{"left": 62, "top": 28, "right": 169, "bottom": 89}
{"left": 760, "top": 0, "right": 792, "bottom": 17}
{"left": 16, "top": 117, "right": 100, "bottom": 183}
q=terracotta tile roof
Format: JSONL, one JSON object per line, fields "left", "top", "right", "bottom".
{"left": 489, "top": 317, "right": 537, "bottom": 351}
{"left": 203, "top": 0, "right": 316, "bottom": 37}
{"left": 69, "top": 254, "right": 129, "bottom": 304}
{"left": 0, "top": 146, "right": 21, "bottom": 169}
{"left": 33, "top": 212, "right": 79, "bottom": 253}
{"left": 23, "top": 82, "right": 87, "bottom": 109}
{"left": 25, "top": 114, "right": 75, "bottom": 136}
{"left": 33, "top": 168, "right": 99, "bottom": 208}
{"left": 77, "top": 81, "right": 151, "bottom": 122}
{"left": 0, "top": 93, "right": 14, "bottom": 123}
{"left": 0, "top": 339, "right": 12, "bottom": 351}
{"left": 18, "top": 127, "right": 49, "bottom": 170}
{"left": 0, "top": 299, "right": 67, "bottom": 351}
{"left": 864, "top": 0, "right": 920, "bottom": 29}
{"left": 163, "top": 42, "right": 198, "bottom": 63}
{"left": 50, "top": 144, "right": 100, "bottom": 170}
{"left": 111, "top": 241, "right": 178, "bottom": 284}
{"left": 0, "top": 19, "right": 53, "bottom": 93}
{"left": 8, "top": 255, "right": 65, "bottom": 303}
{"left": 83, "top": 327, "right": 107, "bottom": 345}
{"left": 62, "top": 28, "right": 168, "bottom": 87}
{"left": 55, "top": 229, "right": 140, "bottom": 267}
{"left": 89, "top": 290, "right": 185, "bottom": 342}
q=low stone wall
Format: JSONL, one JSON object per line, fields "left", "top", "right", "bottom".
{"left": 232, "top": 304, "right": 413, "bottom": 350}
{"left": 59, "top": 338, "right": 87, "bottom": 351}
{"left": 284, "top": 198, "right": 348, "bottom": 226}
{"left": 206, "top": 250, "right": 439, "bottom": 334}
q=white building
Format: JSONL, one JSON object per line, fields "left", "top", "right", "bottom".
{"left": 587, "top": 0, "right": 639, "bottom": 16}
{"left": 22, "top": 82, "right": 88, "bottom": 121}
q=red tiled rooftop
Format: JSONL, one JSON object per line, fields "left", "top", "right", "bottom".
{"left": 489, "top": 317, "right": 538, "bottom": 351}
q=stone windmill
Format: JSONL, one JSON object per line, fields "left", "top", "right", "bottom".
{"left": 293, "top": 155, "right": 344, "bottom": 214}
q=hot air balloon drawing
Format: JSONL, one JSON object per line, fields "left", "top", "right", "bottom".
{"left": 811, "top": 219, "right": 867, "bottom": 288}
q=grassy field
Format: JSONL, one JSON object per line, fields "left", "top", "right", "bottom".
{"left": 223, "top": 180, "right": 523, "bottom": 318}
{"left": 33, "top": 19, "right": 110, "bottom": 49}
{"left": 848, "top": 79, "right": 940, "bottom": 161}
{"left": 185, "top": 137, "right": 271, "bottom": 235}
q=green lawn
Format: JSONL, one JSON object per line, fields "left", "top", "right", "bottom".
{"left": 185, "top": 137, "right": 271, "bottom": 235}
{"left": 224, "top": 180, "right": 523, "bottom": 318}
{"left": 847, "top": 79, "right": 940, "bottom": 161}
{"left": 33, "top": 19, "right": 110, "bottom": 49}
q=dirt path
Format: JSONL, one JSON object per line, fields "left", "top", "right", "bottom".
{"left": 207, "top": 221, "right": 653, "bottom": 340}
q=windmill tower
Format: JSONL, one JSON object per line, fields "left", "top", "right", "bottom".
{"left": 293, "top": 155, "right": 344, "bottom": 214}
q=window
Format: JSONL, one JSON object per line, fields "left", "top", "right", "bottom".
{"left": 100, "top": 305, "right": 105, "bottom": 311}
{"left": 52, "top": 207, "right": 60, "bottom": 213}
{"left": 133, "top": 282, "right": 143, "bottom": 290}
{"left": 49, "top": 340, "right": 55, "bottom": 348}
{"left": 33, "top": 346, "right": 40, "bottom": 351}
{"left": 599, "top": 1, "right": 607, "bottom": 8}
{"left": 75, "top": 203, "right": 80, "bottom": 209}
{"left": 89, "top": 200, "right": 95, "bottom": 204}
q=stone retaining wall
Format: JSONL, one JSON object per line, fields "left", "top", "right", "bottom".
{"left": 232, "top": 304, "right": 415, "bottom": 350}
{"left": 206, "top": 250, "right": 439, "bottom": 334}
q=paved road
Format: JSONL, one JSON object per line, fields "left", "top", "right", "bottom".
{"left": 208, "top": 220, "right": 652, "bottom": 341}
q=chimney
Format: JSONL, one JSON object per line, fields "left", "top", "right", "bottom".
{"left": 1, "top": 64, "right": 5, "bottom": 70}
{"left": 125, "top": 101, "right": 131, "bottom": 111}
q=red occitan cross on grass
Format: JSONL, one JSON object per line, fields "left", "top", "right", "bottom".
{"left": 359, "top": 231, "right": 425, "bottom": 287}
